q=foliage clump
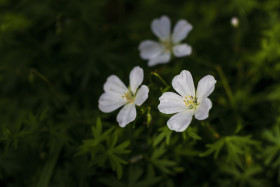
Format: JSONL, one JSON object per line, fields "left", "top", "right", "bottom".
{"left": 0, "top": 0, "right": 280, "bottom": 186}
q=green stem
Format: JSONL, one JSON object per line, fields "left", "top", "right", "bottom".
{"left": 30, "top": 69, "right": 60, "bottom": 98}
{"left": 30, "top": 68, "right": 69, "bottom": 111}
{"left": 151, "top": 72, "right": 168, "bottom": 87}
{"left": 37, "top": 143, "right": 63, "bottom": 187}
{"left": 201, "top": 121, "right": 220, "bottom": 139}
{"left": 146, "top": 106, "right": 152, "bottom": 127}
{"left": 215, "top": 65, "right": 235, "bottom": 109}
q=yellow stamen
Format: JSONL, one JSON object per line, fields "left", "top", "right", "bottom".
{"left": 183, "top": 94, "right": 198, "bottom": 109}
{"left": 122, "top": 91, "right": 135, "bottom": 103}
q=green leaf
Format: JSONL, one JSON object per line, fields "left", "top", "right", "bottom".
{"left": 150, "top": 144, "right": 177, "bottom": 174}
{"left": 220, "top": 164, "right": 264, "bottom": 187}
{"left": 186, "top": 127, "right": 202, "bottom": 140}
{"left": 92, "top": 117, "right": 103, "bottom": 138}
{"left": 199, "top": 138, "right": 225, "bottom": 158}
{"left": 76, "top": 118, "right": 130, "bottom": 179}
{"left": 37, "top": 143, "right": 63, "bottom": 187}
{"left": 153, "top": 126, "right": 172, "bottom": 147}
{"left": 262, "top": 126, "right": 280, "bottom": 171}
{"left": 200, "top": 135, "right": 259, "bottom": 165}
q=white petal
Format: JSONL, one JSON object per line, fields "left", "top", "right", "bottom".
{"left": 117, "top": 103, "right": 136, "bottom": 127}
{"left": 98, "top": 92, "right": 126, "bottom": 113}
{"left": 167, "top": 110, "right": 194, "bottom": 132}
{"left": 104, "top": 75, "right": 128, "bottom": 94}
{"left": 138, "top": 40, "right": 164, "bottom": 60}
{"left": 148, "top": 52, "right": 171, "bottom": 66}
{"left": 195, "top": 98, "right": 212, "bottom": 120}
{"left": 151, "top": 15, "right": 171, "bottom": 40}
{"left": 196, "top": 75, "right": 216, "bottom": 102}
{"left": 173, "top": 44, "right": 192, "bottom": 57}
{"left": 158, "top": 92, "right": 186, "bottom": 114}
{"left": 129, "top": 66, "right": 144, "bottom": 94}
{"left": 172, "top": 20, "right": 193, "bottom": 43}
{"left": 172, "top": 70, "right": 195, "bottom": 98}
{"left": 134, "top": 85, "right": 149, "bottom": 106}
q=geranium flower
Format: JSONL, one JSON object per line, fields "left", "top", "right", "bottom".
{"left": 98, "top": 66, "right": 149, "bottom": 127}
{"left": 139, "top": 15, "right": 193, "bottom": 66}
{"left": 158, "top": 70, "right": 216, "bottom": 132}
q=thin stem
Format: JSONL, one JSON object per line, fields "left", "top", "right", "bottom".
{"left": 201, "top": 121, "right": 220, "bottom": 139}
{"left": 37, "top": 143, "right": 63, "bottom": 187}
{"left": 215, "top": 65, "right": 235, "bottom": 109}
{"left": 30, "top": 68, "right": 69, "bottom": 111}
{"left": 30, "top": 69, "right": 59, "bottom": 98}
{"left": 151, "top": 72, "right": 168, "bottom": 87}
{"left": 146, "top": 106, "right": 151, "bottom": 127}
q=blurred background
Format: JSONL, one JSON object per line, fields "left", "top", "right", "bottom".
{"left": 1, "top": 0, "right": 280, "bottom": 186}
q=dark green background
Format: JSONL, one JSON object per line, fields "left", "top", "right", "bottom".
{"left": 1, "top": 0, "right": 280, "bottom": 186}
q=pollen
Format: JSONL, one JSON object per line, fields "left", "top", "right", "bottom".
{"left": 122, "top": 91, "right": 135, "bottom": 103}
{"left": 183, "top": 95, "right": 198, "bottom": 109}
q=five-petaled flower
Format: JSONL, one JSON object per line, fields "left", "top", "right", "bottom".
{"left": 98, "top": 66, "right": 149, "bottom": 127}
{"left": 158, "top": 70, "right": 216, "bottom": 132}
{"left": 139, "top": 15, "right": 193, "bottom": 66}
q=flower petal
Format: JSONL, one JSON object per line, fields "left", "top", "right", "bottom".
{"left": 195, "top": 98, "right": 212, "bottom": 120}
{"left": 172, "top": 70, "right": 195, "bottom": 97}
{"left": 158, "top": 92, "right": 186, "bottom": 114}
{"left": 172, "top": 20, "right": 193, "bottom": 43}
{"left": 104, "top": 75, "right": 128, "bottom": 94}
{"left": 148, "top": 52, "right": 171, "bottom": 66}
{"left": 129, "top": 66, "right": 144, "bottom": 94}
{"left": 134, "top": 85, "right": 149, "bottom": 106}
{"left": 98, "top": 92, "right": 126, "bottom": 113}
{"left": 196, "top": 75, "right": 216, "bottom": 102}
{"left": 167, "top": 110, "right": 194, "bottom": 132}
{"left": 173, "top": 44, "right": 192, "bottom": 57}
{"left": 151, "top": 15, "right": 171, "bottom": 40}
{"left": 117, "top": 103, "right": 136, "bottom": 127}
{"left": 138, "top": 40, "right": 164, "bottom": 60}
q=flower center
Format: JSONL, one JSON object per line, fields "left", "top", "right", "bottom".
{"left": 161, "top": 39, "right": 173, "bottom": 52}
{"left": 183, "top": 95, "right": 199, "bottom": 110}
{"left": 122, "top": 91, "right": 135, "bottom": 103}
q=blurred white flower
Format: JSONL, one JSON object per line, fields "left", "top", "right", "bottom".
{"left": 231, "top": 17, "right": 239, "bottom": 28}
{"left": 158, "top": 70, "right": 216, "bottom": 132}
{"left": 139, "top": 15, "right": 193, "bottom": 66}
{"left": 98, "top": 66, "right": 149, "bottom": 127}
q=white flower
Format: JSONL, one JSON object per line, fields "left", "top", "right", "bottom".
{"left": 231, "top": 17, "right": 239, "bottom": 28}
{"left": 158, "top": 70, "right": 216, "bottom": 132}
{"left": 139, "top": 15, "right": 193, "bottom": 66}
{"left": 98, "top": 66, "right": 149, "bottom": 127}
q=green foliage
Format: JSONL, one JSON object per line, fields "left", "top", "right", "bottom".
{"left": 200, "top": 135, "right": 259, "bottom": 167}
{"left": 220, "top": 164, "right": 265, "bottom": 187}
{"left": 185, "top": 126, "right": 202, "bottom": 140}
{"left": 0, "top": 13, "right": 30, "bottom": 32}
{"left": 262, "top": 125, "right": 280, "bottom": 184}
{"left": 37, "top": 142, "right": 62, "bottom": 187}
{"left": 99, "top": 165, "right": 162, "bottom": 187}
{"left": 153, "top": 126, "right": 172, "bottom": 147}
{"left": 149, "top": 144, "right": 177, "bottom": 174}
{"left": 262, "top": 125, "right": 280, "bottom": 166}
{"left": 1, "top": 0, "right": 280, "bottom": 186}
{"left": 77, "top": 118, "right": 130, "bottom": 179}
